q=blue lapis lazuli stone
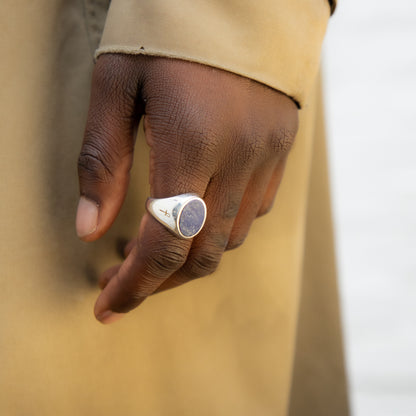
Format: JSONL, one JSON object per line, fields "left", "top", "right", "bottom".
{"left": 178, "top": 199, "right": 206, "bottom": 237}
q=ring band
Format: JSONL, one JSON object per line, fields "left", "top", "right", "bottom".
{"left": 146, "top": 193, "right": 207, "bottom": 239}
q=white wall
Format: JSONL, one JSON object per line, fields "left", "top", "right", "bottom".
{"left": 324, "top": 1, "right": 416, "bottom": 415}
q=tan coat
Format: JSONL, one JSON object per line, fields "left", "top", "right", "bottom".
{"left": 0, "top": 0, "right": 348, "bottom": 415}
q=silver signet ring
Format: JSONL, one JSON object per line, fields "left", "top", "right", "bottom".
{"left": 146, "top": 193, "right": 207, "bottom": 239}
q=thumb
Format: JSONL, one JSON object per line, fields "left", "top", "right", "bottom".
{"left": 76, "top": 54, "right": 144, "bottom": 241}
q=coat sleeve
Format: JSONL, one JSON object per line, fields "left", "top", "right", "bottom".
{"left": 96, "top": 0, "right": 335, "bottom": 107}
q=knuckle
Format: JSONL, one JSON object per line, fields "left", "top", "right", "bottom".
{"left": 113, "top": 294, "right": 142, "bottom": 313}
{"left": 132, "top": 274, "right": 162, "bottom": 298}
{"left": 269, "top": 128, "right": 296, "bottom": 155}
{"left": 241, "top": 133, "right": 265, "bottom": 165}
{"left": 78, "top": 141, "right": 115, "bottom": 184}
{"left": 145, "top": 244, "right": 188, "bottom": 276}
{"left": 165, "top": 125, "right": 218, "bottom": 167}
{"left": 182, "top": 129, "right": 218, "bottom": 165}
{"left": 222, "top": 195, "right": 241, "bottom": 219}
{"left": 232, "top": 120, "right": 267, "bottom": 168}
{"left": 257, "top": 203, "right": 273, "bottom": 218}
{"left": 186, "top": 250, "right": 221, "bottom": 279}
{"left": 226, "top": 235, "right": 247, "bottom": 251}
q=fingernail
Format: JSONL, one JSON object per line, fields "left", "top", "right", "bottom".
{"left": 96, "top": 310, "right": 124, "bottom": 325}
{"left": 76, "top": 197, "right": 98, "bottom": 238}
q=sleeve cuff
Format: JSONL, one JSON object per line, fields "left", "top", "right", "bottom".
{"left": 96, "top": 0, "right": 332, "bottom": 107}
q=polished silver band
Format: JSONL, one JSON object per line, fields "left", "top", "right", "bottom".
{"left": 146, "top": 193, "right": 207, "bottom": 239}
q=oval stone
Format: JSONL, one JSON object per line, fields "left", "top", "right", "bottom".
{"left": 178, "top": 199, "right": 206, "bottom": 237}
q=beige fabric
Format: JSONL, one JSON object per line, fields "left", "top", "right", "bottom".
{"left": 97, "top": 0, "right": 331, "bottom": 107}
{"left": 0, "top": 0, "right": 348, "bottom": 415}
{"left": 288, "top": 77, "right": 349, "bottom": 416}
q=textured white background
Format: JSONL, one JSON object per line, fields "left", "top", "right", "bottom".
{"left": 323, "top": 1, "right": 416, "bottom": 415}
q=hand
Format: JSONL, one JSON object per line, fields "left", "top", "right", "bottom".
{"left": 76, "top": 54, "right": 298, "bottom": 324}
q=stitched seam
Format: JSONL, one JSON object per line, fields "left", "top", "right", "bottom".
{"left": 83, "top": 0, "right": 111, "bottom": 57}
{"left": 82, "top": 0, "right": 95, "bottom": 58}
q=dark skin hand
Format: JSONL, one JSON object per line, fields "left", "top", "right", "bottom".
{"left": 76, "top": 54, "right": 298, "bottom": 324}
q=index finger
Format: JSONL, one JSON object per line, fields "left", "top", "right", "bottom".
{"left": 93, "top": 141, "right": 212, "bottom": 323}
